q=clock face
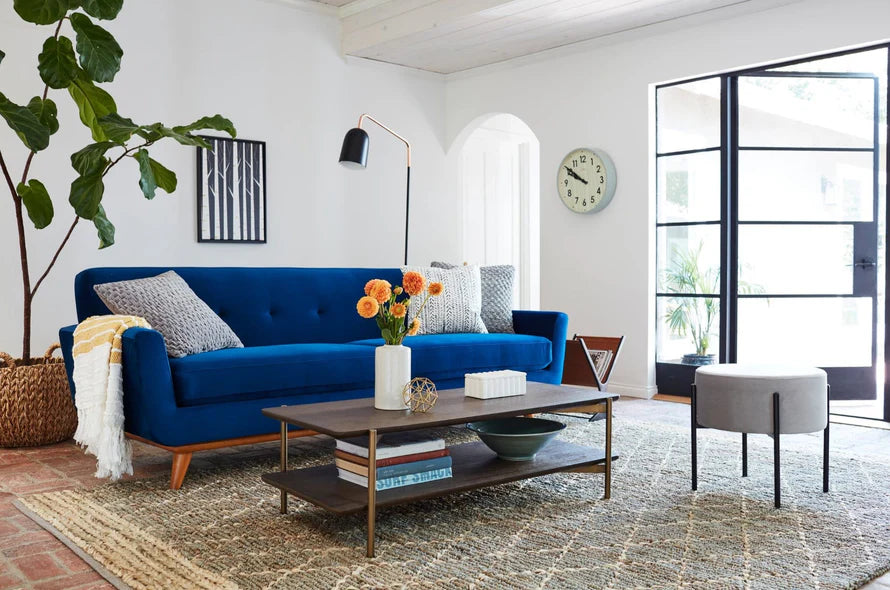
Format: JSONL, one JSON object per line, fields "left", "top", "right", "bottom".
{"left": 557, "top": 148, "right": 616, "bottom": 214}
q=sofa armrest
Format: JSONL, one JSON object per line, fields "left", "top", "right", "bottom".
{"left": 59, "top": 325, "right": 77, "bottom": 398}
{"left": 119, "top": 327, "right": 178, "bottom": 441}
{"left": 512, "top": 310, "right": 569, "bottom": 383}
{"left": 60, "top": 324, "right": 177, "bottom": 442}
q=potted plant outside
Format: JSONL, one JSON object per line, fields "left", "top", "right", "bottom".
{"left": 662, "top": 242, "right": 762, "bottom": 365}
{"left": 0, "top": 0, "right": 236, "bottom": 447}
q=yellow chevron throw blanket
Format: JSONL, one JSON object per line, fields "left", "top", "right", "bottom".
{"left": 73, "top": 315, "right": 151, "bottom": 480}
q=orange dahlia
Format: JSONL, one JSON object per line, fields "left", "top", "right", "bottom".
{"left": 428, "top": 281, "right": 444, "bottom": 296}
{"left": 391, "top": 302, "right": 407, "bottom": 318}
{"left": 403, "top": 271, "right": 425, "bottom": 296}
{"left": 356, "top": 296, "right": 379, "bottom": 318}
{"left": 369, "top": 280, "right": 392, "bottom": 304}
{"left": 364, "top": 279, "right": 378, "bottom": 295}
{"left": 408, "top": 318, "right": 421, "bottom": 336}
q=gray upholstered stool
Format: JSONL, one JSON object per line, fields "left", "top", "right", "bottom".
{"left": 691, "top": 364, "right": 829, "bottom": 507}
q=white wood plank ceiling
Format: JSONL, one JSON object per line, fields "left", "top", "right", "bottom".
{"left": 309, "top": 0, "right": 797, "bottom": 74}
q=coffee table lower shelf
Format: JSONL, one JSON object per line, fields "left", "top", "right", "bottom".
{"left": 262, "top": 440, "right": 616, "bottom": 515}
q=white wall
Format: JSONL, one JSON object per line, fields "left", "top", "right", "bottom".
{"left": 445, "top": 0, "right": 890, "bottom": 398}
{"left": 0, "top": 0, "right": 452, "bottom": 356}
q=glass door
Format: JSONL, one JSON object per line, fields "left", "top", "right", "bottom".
{"left": 734, "top": 70, "right": 882, "bottom": 411}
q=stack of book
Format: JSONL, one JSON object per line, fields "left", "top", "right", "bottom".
{"left": 335, "top": 431, "right": 452, "bottom": 491}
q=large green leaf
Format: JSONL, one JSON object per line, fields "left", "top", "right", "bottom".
{"left": 38, "top": 36, "right": 78, "bottom": 89}
{"left": 134, "top": 149, "right": 177, "bottom": 199}
{"left": 16, "top": 179, "right": 54, "bottom": 229}
{"left": 26, "top": 97, "right": 59, "bottom": 135}
{"left": 172, "top": 115, "right": 237, "bottom": 139}
{"left": 150, "top": 158, "right": 176, "bottom": 193}
{"left": 13, "top": 0, "right": 69, "bottom": 25}
{"left": 92, "top": 204, "right": 114, "bottom": 248}
{"left": 0, "top": 92, "right": 50, "bottom": 151}
{"left": 70, "top": 13, "right": 122, "bottom": 83}
{"left": 97, "top": 112, "right": 137, "bottom": 143}
{"left": 70, "top": 141, "right": 114, "bottom": 175}
{"left": 137, "top": 123, "right": 211, "bottom": 148}
{"left": 69, "top": 172, "right": 104, "bottom": 219}
{"left": 80, "top": 0, "right": 122, "bottom": 19}
{"left": 68, "top": 70, "right": 116, "bottom": 141}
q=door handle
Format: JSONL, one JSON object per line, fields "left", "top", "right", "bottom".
{"left": 848, "top": 258, "right": 877, "bottom": 269}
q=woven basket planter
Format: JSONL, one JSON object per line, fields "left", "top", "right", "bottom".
{"left": 0, "top": 344, "right": 77, "bottom": 448}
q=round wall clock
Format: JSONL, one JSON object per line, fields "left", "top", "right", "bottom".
{"left": 557, "top": 148, "right": 617, "bottom": 214}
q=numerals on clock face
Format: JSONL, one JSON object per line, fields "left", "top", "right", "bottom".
{"left": 558, "top": 149, "right": 607, "bottom": 213}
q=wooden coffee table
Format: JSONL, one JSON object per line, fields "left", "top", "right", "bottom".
{"left": 261, "top": 382, "right": 617, "bottom": 557}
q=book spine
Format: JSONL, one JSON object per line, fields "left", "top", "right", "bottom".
{"left": 377, "top": 456, "right": 453, "bottom": 479}
{"left": 334, "top": 458, "right": 367, "bottom": 477}
{"left": 335, "top": 439, "right": 445, "bottom": 459}
{"left": 337, "top": 467, "right": 453, "bottom": 490}
{"left": 377, "top": 468, "right": 452, "bottom": 491}
{"left": 335, "top": 448, "right": 451, "bottom": 468}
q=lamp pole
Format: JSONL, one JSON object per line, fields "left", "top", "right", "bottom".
{"left": 340, "top": 114, "right": 411, "bottom": 266}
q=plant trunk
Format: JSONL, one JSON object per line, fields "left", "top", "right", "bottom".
{"left": 12, "top": 189, "right": 31, "bottom": 362}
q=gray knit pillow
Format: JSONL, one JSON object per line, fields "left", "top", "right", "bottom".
{"left": 93, "top": 271, "right": 243, "bottom": 358}
{"left": 431, "top": 262, "right": 515, "bottom": 333}
{"left": 402, "top": 265, "right": 487, "bottom": 335}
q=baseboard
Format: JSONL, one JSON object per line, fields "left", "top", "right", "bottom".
{"left": 606, "top": 382, "right": 657, "bottom": 399}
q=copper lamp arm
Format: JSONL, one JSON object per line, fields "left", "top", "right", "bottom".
{"left": 357, "top": 114, "right": 411, "bottom": 166}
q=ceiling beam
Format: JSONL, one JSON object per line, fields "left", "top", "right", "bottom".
{"left": 341, "top": 0, "right": 517, "bottom": 55}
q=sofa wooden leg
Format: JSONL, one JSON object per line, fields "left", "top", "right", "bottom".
{"left": 170, "top": 452, "right": 193, "bottom": 490}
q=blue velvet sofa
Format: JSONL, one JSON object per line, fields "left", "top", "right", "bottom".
{"left": 59, "top": 267, "right": 568, "bottom": 488}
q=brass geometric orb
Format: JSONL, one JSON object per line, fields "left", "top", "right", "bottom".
{"left": 402, "top": 377, "right": 438, "bottom": 413}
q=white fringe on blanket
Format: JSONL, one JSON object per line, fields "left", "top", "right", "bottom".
{"left": 72, "top": 315, "right": 151, "bottom": 480}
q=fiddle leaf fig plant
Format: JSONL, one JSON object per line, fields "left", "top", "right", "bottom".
{"left": 1, "top": 0, "right": 236, "bottom": 362}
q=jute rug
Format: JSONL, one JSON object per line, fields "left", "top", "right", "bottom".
{"left": 15, "top": 416, "right": 890, "bottom": 589}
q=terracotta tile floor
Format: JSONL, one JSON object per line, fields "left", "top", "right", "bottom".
{"left": 1, "top": 400, "right": 890, "bottom": 589}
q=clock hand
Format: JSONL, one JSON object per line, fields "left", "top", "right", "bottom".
{"left": 564, "top": 166, "right": 588, "bottom": 185}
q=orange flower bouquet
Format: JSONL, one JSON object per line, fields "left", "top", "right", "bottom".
{"left": 356, "top": 272, "right": 443, "bottom": 345}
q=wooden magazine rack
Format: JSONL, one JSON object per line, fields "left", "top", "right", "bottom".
{"left": 562, "top": 334, "right": 624, "bottom": 391}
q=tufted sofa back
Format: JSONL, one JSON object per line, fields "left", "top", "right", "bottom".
{"left": 74, "top": 267, "right": 405, "bottom": 347}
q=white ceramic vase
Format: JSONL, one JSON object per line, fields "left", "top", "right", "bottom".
{"left": 375, "top": 344, "right": 411, "bottom": 411}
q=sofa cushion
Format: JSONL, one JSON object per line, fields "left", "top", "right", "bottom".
{"left": 94, "top": 270, "right": 243, "bottom": 358}
{"left": 169, "top": 343, "right": 375, "bottom": 407}
{"left": 350, "top": 333, "right": 551, "bottom": 380}
{"left": 431, "top": 262, "right": 516, "bottom": 334}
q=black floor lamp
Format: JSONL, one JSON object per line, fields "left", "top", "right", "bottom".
{"left": 339, "top": 114, "right": 411, "bottom": 266}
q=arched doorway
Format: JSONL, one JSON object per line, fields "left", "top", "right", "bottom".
{"left": 452, "top": 114, "right": 541, "bottom": 309}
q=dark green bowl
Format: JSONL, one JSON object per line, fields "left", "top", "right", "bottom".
{"left": 466, "top": 417, "right": 566, "bottom": 461}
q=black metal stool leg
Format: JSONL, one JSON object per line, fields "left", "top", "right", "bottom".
{"left": 823, "top": 384, "right": 830, "bottom": 493}
{"left": 742, "top": 433, "right": 748, "bottom": 477}
{"left": 691, "top": 383, "right": 697, "bottom": 491}
{"left": 773, "top": 392, "right": 781, "bottom": 508}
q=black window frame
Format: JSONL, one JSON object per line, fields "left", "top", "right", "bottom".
{"left": 654, "top": 41, "right": 890, "bottom": 423}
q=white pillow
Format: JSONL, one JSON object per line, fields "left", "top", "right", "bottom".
{"left": 401, "top": 265, "right": 488, "bottom": 335}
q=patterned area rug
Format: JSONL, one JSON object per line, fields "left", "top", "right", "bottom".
{"left": 16, "top": 416, "right": 890, "bottom": 589}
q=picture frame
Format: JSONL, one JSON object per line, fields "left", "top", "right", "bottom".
{"left": 196, "top": 136, "right": 267, "bottom": 243}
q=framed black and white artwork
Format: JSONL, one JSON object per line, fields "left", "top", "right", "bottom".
{"left": 196, "top": 136, "right": 266, "bottom": 243}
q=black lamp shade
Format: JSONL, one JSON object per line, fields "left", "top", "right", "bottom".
{"left": 339, "top": 127, "right": 369, "bottom": 169}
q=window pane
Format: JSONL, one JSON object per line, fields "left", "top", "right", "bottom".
{"left": 657, "top": 225, "right": 721, "bottom": 293}
{"left": 657, "top": 151, "right": 720, "bottom": 223}
{"left": 739, "top": 150, "right": 874, "bottom": 221}
{"left": 738, "top": 297, "right": 872, "bottom": 366}
{"left": 657, "top": 296, "right": 720, "bottom": 361}
{"left": 738, "top": 76, "right": 875, "bottom": 148}
{"left": 656, "top": 78, "right": 721, "bottom": 153}
{"left": 738, "top": 225, "right": 853, "bottom": 294}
